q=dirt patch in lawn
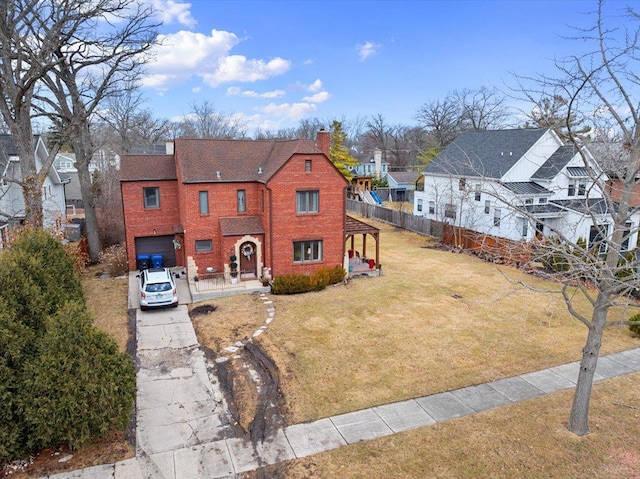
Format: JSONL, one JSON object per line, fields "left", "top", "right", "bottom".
{"left": 191, "top": 296, "right": 286, "bottom": 442}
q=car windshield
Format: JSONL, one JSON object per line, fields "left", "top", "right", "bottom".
{"left": 145, "top": 282, "right": 172, "bottom": 293}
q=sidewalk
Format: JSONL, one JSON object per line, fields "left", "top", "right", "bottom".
{"left": 41, "top": 274, "right": 640, "bottom": 478}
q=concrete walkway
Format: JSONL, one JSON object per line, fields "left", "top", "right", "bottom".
{"left": 42, "top": 274, "right": 640, "bottom": 478}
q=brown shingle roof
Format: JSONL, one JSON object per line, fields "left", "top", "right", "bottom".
{"left": 220, "top": 216, "right": 266, "bottom": 236}
{"left": 175, "top": 138, "right": 324, "bottom": 183}
{"left": 120, "top": 155, "right": 177, "bottom": 181}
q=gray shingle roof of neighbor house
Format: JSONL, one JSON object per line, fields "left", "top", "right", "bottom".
{"left": 424, "top": 128, "right": 549, "bottom": 179}
{"left": 552, "top": 198, "right": 611, "bottom": 215}
{"left": 387, "top": 171, "right": 419, "bottom": 184}
{"left": 502, "top": 182, "right": 552, "bottom": 195}
{"left": 532, "top": 145, "right": 577, "bottom": 179}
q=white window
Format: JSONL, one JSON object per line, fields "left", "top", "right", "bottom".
{"left": 539, "top": 197, "right": 548, "bottom": 204}
{"left": 428, "top": 201, "right": 435, "bottom": 214}
{"left": 474, "top": 184, "right": 481, "bottom": 201}
{"left": 522, "top": 218, "right": 528, "bottom": 237}
{"left": 493, "top": 208, "right": 501, "bottom": 227}
{"left": 417, "top": 199, "right": 423, "bottom": 212}
{"left": 293, "top": 240, "right": 322, "bottom": 263}
{"left": 459, "top": 178, "right": 466, "bottom": 191}
{"left": 524, "top": 198, "right": 534, "bottom": 205}
{"left": 484, "top": 200, "right": 490, "bottom": 214}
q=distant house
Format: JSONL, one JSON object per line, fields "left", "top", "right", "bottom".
{"left": 386, "top": 171, "right": 419, "bottom": 202}
{"left": 414, "top": 128, "right": 640, "bottom": 252}
{"left": 0, "top": 135, "right": 68, "bottom": 241}
{"left": 120, "top": 131, "right": 351, "bottom": 280}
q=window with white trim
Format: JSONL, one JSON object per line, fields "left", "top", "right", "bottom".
{"left": 493, "top": 208, "right": 501, "bottom": 227}
{"left": 428, "top": 201, "right": 435, "bottom": 214}
{"left": 444, "top": 203, "right": 456, "bottom": 219}
{"left": 474, "top": 184, "right": 481, "bottom": 201}
{"left": 484, "top": 200, "right": 490, "bottom": 214}
{"left": 417, "top": 199, "right": 423, "bottom": 212}
{"left": 237, "top": 189, "right": 246, "bottom": 213}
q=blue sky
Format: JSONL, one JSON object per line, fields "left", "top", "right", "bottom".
{"left": 141, "top": 0, "right": 623, "bottom": 132}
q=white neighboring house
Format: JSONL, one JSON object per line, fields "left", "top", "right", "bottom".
{"left": 0, "top": 135, "right": 68, "bottom": 244}
{"left": 413, "top": 128, "right": 640, "bottom": 252}
{"left": 351, "top": 148, "right": 389, "bottom": 179}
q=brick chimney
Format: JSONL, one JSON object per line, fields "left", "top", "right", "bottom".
{"left": 316, "top": 129, "right": 330, "bottom": 156}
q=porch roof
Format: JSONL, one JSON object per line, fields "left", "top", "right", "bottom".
{"left": 220, "top": 216, "right": 265, "bottom": 236}
{"left": 345, "top": 215, "right": 380, "bottom": 236}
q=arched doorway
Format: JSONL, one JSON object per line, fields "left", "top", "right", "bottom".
{"left": 239, "top": 241, "right": 257, "bottom": 278}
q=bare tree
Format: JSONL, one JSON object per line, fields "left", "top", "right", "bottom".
{"left": 547, "top": 1, "right": 640, "bottom": 436}
{"left": 453, "top": 86, "right": 512, "bottom": 131}
{"left": 0, "top": 0, "right": 82, "bottom": 225}
{"left": 31, "top": 0, "right": 158, "bottom": 263}
{"left": 177, "top": 100, "right": 247, "bottom": 139}
{"left": 98, "top": 86, "right": 171, "bottom": 154}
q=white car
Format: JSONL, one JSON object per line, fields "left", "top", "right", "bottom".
{"left": 138, "top": 268, "right": 178, "bottom": 310}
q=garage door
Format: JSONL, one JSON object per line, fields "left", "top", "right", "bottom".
{"left": 135, "top": 235, "right": 176, "bottom": 268}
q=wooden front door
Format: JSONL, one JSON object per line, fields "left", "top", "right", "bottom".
{"left": 239, "top": 241, "right": 257, "bottom": 278}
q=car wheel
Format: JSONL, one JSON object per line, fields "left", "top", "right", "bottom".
{"left": 140, "top": 305, "right": 147, "bottom": 311}
{"left": 172, "top": 302, "right": 178, "bottom": 308}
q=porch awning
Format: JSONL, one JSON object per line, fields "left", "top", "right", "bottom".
{"left": 220, "top": 216, "right": 265, "bottom": 237}
{"left": 345, "top": 215, "right": 380, "bottom": 236}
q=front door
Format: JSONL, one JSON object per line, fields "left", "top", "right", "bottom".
{"left": 239, "top": 241, "right": 257, "bottom": 278}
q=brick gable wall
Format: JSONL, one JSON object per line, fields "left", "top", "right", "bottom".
{"left": 267, "top": 153, "right": 346, "bottom": 276}
{"left": 121, "top": 180, "right": 181, "bottom": 268}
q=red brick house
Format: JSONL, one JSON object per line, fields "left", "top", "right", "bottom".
{"left": 120, "top": 131, "right": 349, "bottom": 281}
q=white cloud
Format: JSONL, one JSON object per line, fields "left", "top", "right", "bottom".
{"left": 303, "top": 59, "right": 314, "bottom": 65}
{"left": 140, "top": 73, "right": 175, "bottom": 88}
{"left": 303, "top": 91, "right": 330, "bottom": 103}
{"left": 356, "top": 41, "right": 380, "bottom": 61}
{"left": 201, "top": 56, "right": 291, "bottom": 87}
{"left": 150, "top": 30, "right": 240, "bottom": 73}
{"left": 226, "top": 86, "right": 286, "bottom": 99}
{"left": 149, "top": 0, "right": 196, "bottom": 28}
{"left": 192, "top": 86, "right": 202, "bottom": 93}
{"left": 307, "top": 79, "right": 323, "bottom": 92}
{"left": 262, "top": 102, "right": 317, "bottom": 120}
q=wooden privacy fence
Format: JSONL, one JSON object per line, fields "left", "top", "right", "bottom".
{"left": 346, "top": 199, "right": 531, "bottom": 264}
{"left": 442, "top": 224, "right": 532, "bottom": 264}
{"left": 346, "top": 199, "right": 443, "bottom": 237}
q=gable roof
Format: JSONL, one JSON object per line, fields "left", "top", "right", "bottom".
{"left": 120, "top": 155, "right": 177, "bottom": 181}
{"left": 175, "top": 138, "right": 327, "bottom": 183}
{"left": 424, "top": 128, "right": 548, "bottom": 179}
{"left": 502, "top": 182, "right": 552, "bottom": 195}
{"left": 531, "top": 145, "right": 577, "bottom": 179}
{"left": 387, "top": 171, "right": 419, "bottom": 184}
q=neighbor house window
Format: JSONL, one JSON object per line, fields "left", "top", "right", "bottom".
{"left": 539, "top": 197, "right": 548, "bottom": 203}
{"left": 417, "top": 199, "right": 423, "bottom": 212}
{"left": 459, "top": 178, "right": 466, "bottom": 190}
{"left": 524, "top": 198, "right": 534, "bottom": 205}
{"left": 522, "top": 218, "right": 529, "bottom": 237}
{"left": 296, "top": 190, "right": 319, "bottom": 213}
{"left": 293, "top": 240, "right": 322, "bottom": 263}
{"left": 428, "top": 201, "right": 435, "bottom": 214}
{"left": 493, "top": 208, "right": 501, "bottom": 227}
{"left": 305, "top": 159, "right": 312, "bottom": 172}
{"left": 444, "top": 203, "right": 456, "bottom": 219}
{"left": 474, "top": 184, "right": 481, "bottom": 201}
{"left": 621, "top": 222, "right": 633, "bottom": 251}
{"left": 199, "top": 191, "right": 209, "bottom": 214}
{"left": 578, "top": 180, "right": 586, "bottom": 196}
{"left": 143, "top": 187, "right": 160, "bottom": 208}
{"left": 589, "top": 224, "right": 609, "bottom": 255}
{"left": 568, "top": 180, "right": 576, "bottom": 197}
{"left": 237, "top": 189, "right": 246, "bottom": 213}
{"left": 484, "top": 200, "right": 490, "bottom": 214}
{"left": 195, "top": 240, "right": 212, "bottom": 252}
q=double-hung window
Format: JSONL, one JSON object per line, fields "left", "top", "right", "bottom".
{"left": 417, "top": 199, "right": 423, "bottom": 212}
{"left": 293, "top": 240, "right": 322, "bottom": 263}
{"left": 474, "top": 184, "right": 481, "bottom": 201}
{"left": 143, "top": 187, "right": 160, "bottom": 208}
{"left": 296, "top": 190, "right": 319, "bottom": 213}
{"left": 428, "top": 201, "right": 435, "bottom": 214}
{"left": 493, "top": 208, "right": 501, "bottom": 227}
{"left": 444, "top": 203, "right": 456, "bottom": 219}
